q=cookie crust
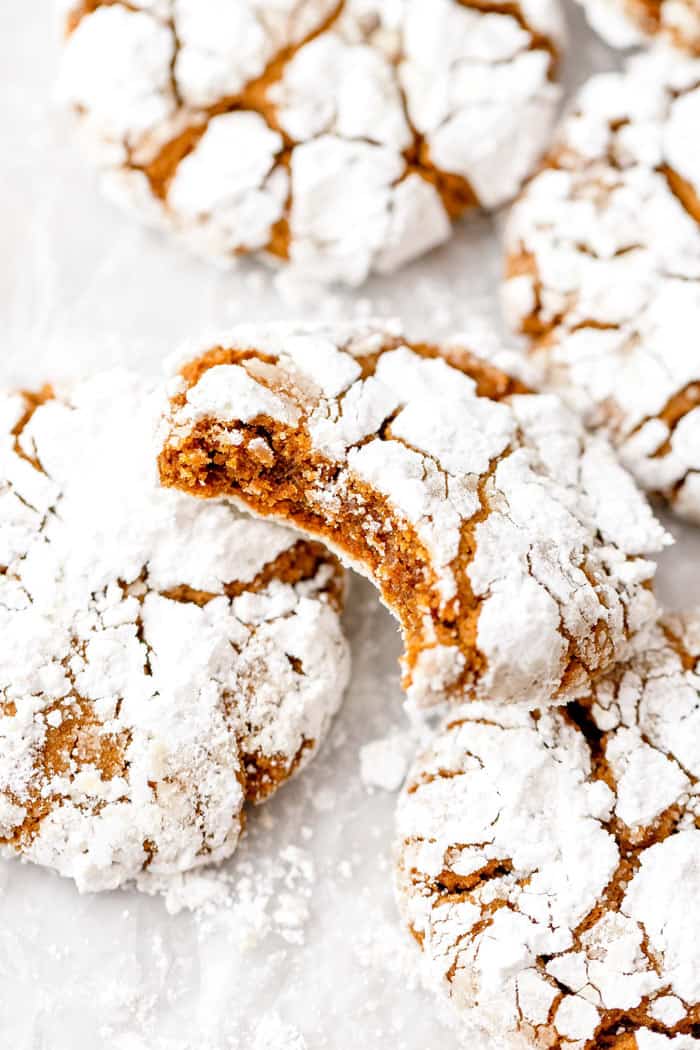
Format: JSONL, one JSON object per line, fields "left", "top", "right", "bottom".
{"left": 158, "top": 321, "right": 666, "bottom": 711}
{"left": 396, "top": 612, "right": 700, "bottom": 1049}
{"left": 576, "top": 0, "right": 700, "bottom": 53}
{"left": 503, "top": 51, "right": 700, "bottom": 524}
{"left": 0, "top": 372, "right": 349, "bottom": 892}
{"left": 56, "top": 0, "right": 563, "bottom": 285}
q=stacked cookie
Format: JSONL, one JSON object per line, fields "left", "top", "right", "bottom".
{"left": 3, "top": 2, "right": 699, "bottom": 1048}
{"left": 0, "top": 373, "right": 350, "bottom": 891}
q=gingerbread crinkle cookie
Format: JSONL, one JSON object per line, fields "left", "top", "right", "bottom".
{"left": 157, "top": 321, "right": 667, "bottom": 712}
{"left": 503, "top": 50, "right": 700, "bottom": 524}
{"left": 396, "top": 611, "right": 700, "bottom": 1049}
{"left": 56, "top": 0, "right": 564, "bottom": 285}
{"left": 0, "top": 371, "right": 349, "bottom": 892}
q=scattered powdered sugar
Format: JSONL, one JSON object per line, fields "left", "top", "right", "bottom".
{"left": 56, "top": 0, "right": 563, "bottom": 286}
{"left": 9, "top": 12, "right": 700, "bottom": 1050}
{"left": 396, "top": 610, "right": 700, "bottom": 1048}
{"left": 0, "top": 370, "right": 349, "bottom": 893}
{"left": 503, "top": 50, "right": 700, "bottom": 524}
{"left": 161, "top": 320, "right": 668, "bottom": 711}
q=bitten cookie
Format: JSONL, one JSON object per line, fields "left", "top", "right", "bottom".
{"left": 575, "top": 0, "right": 700, "bottom": 52}
{"left": 0, "top": 372, "right": 349, "bottom": 893}
{"left": 157, "top": 321, "right": 666, "bottom": 711}
{"left": 396, "top": 612, "right": 700, "bottom": 1049}
{"left": 56, "top": 0, "right": 564, "bottom": 286}
{"left": 503, "top": 51, "right": 700, "bottom": 524}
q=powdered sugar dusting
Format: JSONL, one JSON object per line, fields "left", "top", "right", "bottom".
{"left": 154, "top": 840, "right": 317, "bottom": 952}
{"left": 0, "top": 371, "right": 349, "bottom": 892}
{"left": 396, "top": 611, "right": 700, "bottom": 1047}
{"left": 56, "top": 0, "right": 563, "bottom": 286}
{"left": 160, "top": 320, "right": 667, "bottom": 710}
{"left": 503, "top": 50, "right": 700, "bottom": 524}
{"left": 576, "top": 0, "right": 700, "bottom": 52}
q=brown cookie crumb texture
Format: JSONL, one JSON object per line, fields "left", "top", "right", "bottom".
{"left": 63, "top": 0, "right": 476, "bottom": 245}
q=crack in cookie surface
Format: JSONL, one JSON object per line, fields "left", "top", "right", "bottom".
{"left": 503, "top": 51, "right": 700, "bottom": 525}
{"left": 158, "top": 320, "right": 666, "bottom": 710}
{"left": 395, "top": 612, "right": 700, "bottom": 1048}
{"left": 56, "top": 0, "right": 563, "bottom": 285}
{"left": 0, "top": 371, "right": 349, "bottom": 892}
{"left": 575, "top": 0, "right": 700, "bottom": 53}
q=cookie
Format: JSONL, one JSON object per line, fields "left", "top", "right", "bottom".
{"left": 0, "top": 372, "right": 349, "bottom": 893}
{"left": 503, "top": 51, "right": 700, "bottom": 524}
{"left": 56, "top": 0, "right": 564, "bottom": 286}
{"left": 396, "top": 611, "right": 700, "bottom": 1049}
{"left": 575, "top": 0, "right": 700, "bottom": 52}
{"left": 157, "top": 321, "right": 666, "bottom": 712}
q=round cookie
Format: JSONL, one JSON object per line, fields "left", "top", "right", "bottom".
{"left": 0, "top": 371, "right": 349, "bottom": 893}
{"left": 575, "top": 0, "right": 700, "bottom": 53}
{"left": 396, "top": 611, "right": 700, "bottom": 1049}
{"left": 503, "top": 51, "right": 700, "bottom": 524}
{"left": 56, "top": 0, "right": 564, "bottom": 286}
{"left": 157, "top": 321, "right": 666, "bottom": 711}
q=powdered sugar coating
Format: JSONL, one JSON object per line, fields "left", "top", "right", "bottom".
{"left": 503, "top": 50, "right": 700, "bottom": 525}
{"left": 158, "top": 320, "right": 666, "bottom": 711}
{"left": 576, "top": 0, "right": 700, "bottom": 52}
{"left": 0, "top": 372, "right": 349, "bottom": 893}
{"left": 396, "top": 612, "right": 700, "bottom": 1048}
{"left": 57, "top": 0, "right": 563, "bottom": 286}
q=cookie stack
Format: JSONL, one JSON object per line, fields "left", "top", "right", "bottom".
{"left": 154, "top": 322, "right": 700, "bottom": 1049}
{"left": 2, "top": 2, "right": 700, "bottom": 1048}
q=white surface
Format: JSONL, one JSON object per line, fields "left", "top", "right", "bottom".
{"left": 1, "top": 5, "right": 699, "bottom": 1049}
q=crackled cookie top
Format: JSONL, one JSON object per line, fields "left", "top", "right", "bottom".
{"left": 576, "top": 0, "right": 700, "bottom": 52}
{"left": 0, "top": 371, "right": 348, "bottom": 893}
{"left": 396, "top": 612, "right": 700, "bottom": 1049}
{"left": 503, "top": 51, "right": 700, "bottom": 524}
{"left": 56, "top": 0, "right": 563, "bottom": 286}
{"left": 158, "top": 321, "right": 665, "bottom": 711}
